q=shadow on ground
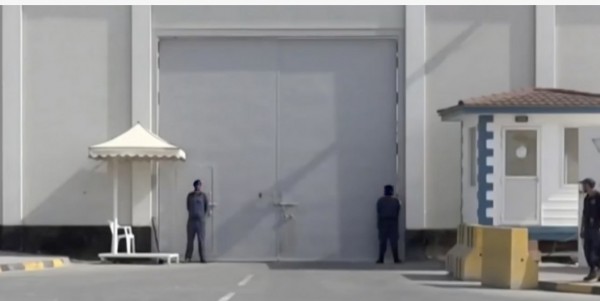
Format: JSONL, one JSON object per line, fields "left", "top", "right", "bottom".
{"left": 266, "top": 260, "right": 444, "bottom": 271}
{"left": 401, "top": 273, "right": 455, "bottom": 282}
{"left": 86, "top": 258, "right": 179, "bottom": 265}
{"left": 401, "top": 271, "right": 488, "bottom": 291}
{"left": 424, "top": 283, "right": 485, "bottom": 290}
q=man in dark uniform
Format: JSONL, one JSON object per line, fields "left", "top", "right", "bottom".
{"left": 376, "top": 185, "right": 401, "bottom": 264}
{"left": 185, "top": 179, "right": 209, "bottom": 263}
{"left": 580, "top": 178, "right": 600, "bottom": 281}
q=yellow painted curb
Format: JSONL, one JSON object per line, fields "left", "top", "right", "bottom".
{"left": 555, "top": 283, "right": 594, "bottom": 294}
{"left": 539, "top": 281, "right": 600, "bottom": 295}
{"left": 23, "top": 261, "right": 45, "bottom": 271}
{"left": 0, "top": 258, "right": 68, "bottom": 273}
{"left": 52, "top": 259, "right": 65, "bottom": 268}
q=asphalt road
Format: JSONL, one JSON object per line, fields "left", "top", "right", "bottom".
{"left": 0, "top": 261, "right": 595, "bottom": 301}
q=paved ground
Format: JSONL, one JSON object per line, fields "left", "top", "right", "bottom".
{"left": 0, "top": 261, "right": 597, "bottom": 301}
{"left": 540, "top": 264, "right": 590, "bottom": 282}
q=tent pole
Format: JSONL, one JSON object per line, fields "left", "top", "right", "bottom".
{"left": 111, "top": 159, "right": 119, "bottom": 254}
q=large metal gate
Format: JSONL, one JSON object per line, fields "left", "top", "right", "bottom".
{"left": 158, "top": 38, "right": 398, "bottom": 261}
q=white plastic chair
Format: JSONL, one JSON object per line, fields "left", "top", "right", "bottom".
{"left": 108, "top": 220, "right": 136, "bottom": 254}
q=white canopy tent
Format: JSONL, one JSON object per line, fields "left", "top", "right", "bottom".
{"left": 89, "top": 123, "right": 185, "bottom": 255}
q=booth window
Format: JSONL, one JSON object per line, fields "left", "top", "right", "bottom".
{"left": 564, "top": 128, "right": 579, "bottom": 185}
{"left": 505, "top": 130, "right": 537, "bottom": 176}
{"left": 469, "top": 127, "right": 476, "bottom": 186}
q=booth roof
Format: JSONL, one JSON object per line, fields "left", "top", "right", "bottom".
{"left": 438, "top": 88, "right": 600, "bottom": 119}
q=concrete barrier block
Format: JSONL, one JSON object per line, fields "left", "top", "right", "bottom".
{"left": 481, "top": 227, "right": 539, "bottom": 289}
{"left": 456, "top": 225, "right": 483, "bottom": 281}
{"left": 445, "top": 224, "right": 465, "bottom": 277}
{"left": 445, "top": 224, "right": 483, "bottom": 281}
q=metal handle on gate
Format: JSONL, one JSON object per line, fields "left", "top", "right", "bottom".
{"left": 284, "top": 212, "right": 295, "bottom": 220}
{"left": 207, "top": 202, "right": 217, "bottom": 217}
{"left": 275, "top": 202, "right": 297, "bottom": 221}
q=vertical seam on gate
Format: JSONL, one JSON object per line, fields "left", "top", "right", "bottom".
{"left": 155, "top": 38, "right": 162, "bottom": 245}
{"left": 275, "top": 40, "right": 281, "bottom": 261}
{"left": 459, "top": 121, "right": 464, "bottom": 224}
{"left": 395, "top": 43, "right": 398, "bottom": 156}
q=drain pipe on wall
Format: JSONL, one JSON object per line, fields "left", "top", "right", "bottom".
{"left": 459, "top": 120, "right": 465, "bottom": 225}
{"left": 151, "top": 216, "right": 160, "bottom": 253}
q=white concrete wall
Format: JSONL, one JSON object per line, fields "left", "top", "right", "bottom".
{"left": 2, "top": 6, "right": 20, "bottom": 225}
{"left": 425, "top": 6, "right": 535, "bottom": 229}
{"left": 535, "top": 6, "right": 556, "bottom": 88}
{"left": 557, "top": 6, "right": 600, "bottom": 93}
{"left": 461, "top": 116, "right": 478, "bottom": 224}
{"left": 405, "top": 6, "right": 426, "bottom": 229}
{"left": 0, "top": 7, "right": 3, "bottom": 223}
{"left": 131, "top": 6, "right": 153, "bottom": 227}
{"left": 153, "top": 6, "right": 405, "bottom": 30}
{"left": 21, "top": 6, "right": 132, "bottom": 225}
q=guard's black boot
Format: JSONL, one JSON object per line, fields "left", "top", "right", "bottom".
{"left": 583, "top": 271, "right": 597, "bottom": 282}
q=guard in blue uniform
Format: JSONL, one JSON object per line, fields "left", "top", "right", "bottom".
{"left": 376, "top": 185, "right": 401, "bottom": 264}
{"left": 580, "top": 178, "right": 600, "bottom": 281}
{"left": 185, "top": 179, "right": 208, "bottom": 263}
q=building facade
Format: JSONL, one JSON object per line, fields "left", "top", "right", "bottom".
{"left": 1, "top": 5, "right": 598, "bottom": 259}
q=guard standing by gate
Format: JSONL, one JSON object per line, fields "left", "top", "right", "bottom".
{"left": 185, "top": 179, "right": 208, "bottom": 263}
{"left": 376, "top": 185, "right": 401, "bottom": 264}
{"left": 580, "top": 178, "right": 600, "bottom": 281}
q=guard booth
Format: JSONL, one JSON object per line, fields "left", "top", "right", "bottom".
{"left": 438, "top": 88, "right": 600, "bottom": 245}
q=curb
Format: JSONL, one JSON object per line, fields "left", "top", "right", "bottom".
{"left": 0, "top": 258, "right": 69, "bottom": 273}
{"left": 539, "top": 281, "right": 600, "bottom": 295}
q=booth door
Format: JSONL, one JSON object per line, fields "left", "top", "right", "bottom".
{"left": 502, "top": 129, "right": 540, "bottom": 225}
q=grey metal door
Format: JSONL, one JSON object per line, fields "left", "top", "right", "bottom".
{"left": 276, "top": 39, "right": 398, "bottom": 261}
{"left": 158, "top": 38, "right": 279, "bottom": 261}
{"left": 158, "top": 38, "right": 399, "bottom": 262}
